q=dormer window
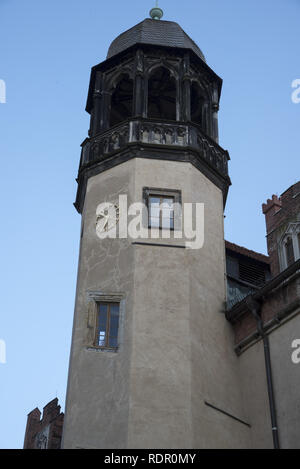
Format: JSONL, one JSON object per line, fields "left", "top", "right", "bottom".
{"left": 279, "top": 223, "right": 300, "bottom": 270}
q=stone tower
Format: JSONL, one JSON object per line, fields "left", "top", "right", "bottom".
{"left": 62, "top": 12, "right": 251, "bottom": 449}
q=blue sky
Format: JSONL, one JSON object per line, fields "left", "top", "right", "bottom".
{"left": 0, "top": 0, "right": 299, "bottom": 448}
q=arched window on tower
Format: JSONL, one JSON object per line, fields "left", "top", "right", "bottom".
{"left": 191, "top": 82, "right": 207, "bottom": 132}
{"left": 110, "top": 74, "right": 133, "bottom": 128}
{"left": 148, "top": 67, "right": 176, "bottom": 121}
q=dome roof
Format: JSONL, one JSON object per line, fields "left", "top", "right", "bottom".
{"left": 107, "top": 18, "right": 206, "bottom": 62}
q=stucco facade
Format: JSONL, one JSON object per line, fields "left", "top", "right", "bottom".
{"left": 63, "top": 159, "right": 252, "bottom": 448}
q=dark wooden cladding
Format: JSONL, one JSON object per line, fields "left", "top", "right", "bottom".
{"left": 238, "top": 259, "right": 267, "bottom": 287}
{"left": 79, "top": 118, "right": 229, "bottom": 178}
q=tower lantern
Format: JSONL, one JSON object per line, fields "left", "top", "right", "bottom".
{"left": 74, "top": 13, "right": 230, "bottom": 214}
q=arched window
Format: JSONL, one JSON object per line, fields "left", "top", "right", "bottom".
{"left": 148, "top": 67, "right": 176, "bottom": 120}
{"left": 279, "top": 223, "right": 300, "bottom": 270}
{"left": 285, "top": 237, "right": 295, "bottom": 267}
{"left": 191, "top": 82, "right": 206, "bottom": 131}
{"left": 110, "top": 74, "right": 133, "bottom": 128}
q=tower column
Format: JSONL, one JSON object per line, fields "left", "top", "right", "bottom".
{"left": 101, "top": 90, "right": 112, "bottom": 131}
{"left": 181, "top": 53, "right": 191, "bottom": 121}
{"left": 90, "top": 72, "right": 103, "bottom": 136}
{"left": 212, "top": 84, "right": 219, "bottom": 143}
{"left": 134, "top": 50, "right": 145, "bottom": 117}
{"left": 90, "top": 72, "right": 112, "bottom": 135}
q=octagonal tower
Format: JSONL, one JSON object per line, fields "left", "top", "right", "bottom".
{"left": 63, "top": 13, "right": 250, "bottom": 449}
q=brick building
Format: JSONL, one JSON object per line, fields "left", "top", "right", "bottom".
{"left": 263, "top": 181, "right": 300, "bottom": 276}
{"left": 226, "top": 181, "right": 300, "bottom": 448}
{"left": 24, "top": 398, "right": 64, "bottom": 449}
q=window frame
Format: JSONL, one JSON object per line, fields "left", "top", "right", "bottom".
{"left": 279, "top": 223, "right": 300, "bottom": 271}
{"left": 285, "top": 237, "right": 295, "bottom": 267}
{"left": 94, "top": 302, "right": 120, "bottom": 350}
{"left": 143, "top": 187, "right": 182, "bottom": 231}
{"left": 86, "top": 292, "right": 125, "bottom": 352}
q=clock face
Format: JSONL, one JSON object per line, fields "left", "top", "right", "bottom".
{"left": 96, "top": 203, "right": 119, "bottom": 234}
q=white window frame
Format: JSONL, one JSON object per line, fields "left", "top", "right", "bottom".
{"left": 142, "top": 187, "right": 182, "bottom": 231}
{"left": 279, "top": 223, "right": 300, "bottom": 270}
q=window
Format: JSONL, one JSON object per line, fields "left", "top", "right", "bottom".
{"left": 148, "top": 67, "right": 176, "bottom": 120}
{"left": 110, "top": 74, "right": 133, "bottom": 128}
{"left": 95, "top": 302, "right": 120, "bottom": 349}
{"left": 149, "top": 195, "right": 174, "bottom": 229}
{"left": 285, "top": 237, "right": 295, "bottom": 267}
{"left": 191, "top": 82, "right": 207, "bottom": 132}
{"left": 143, "top": 188, "right": 181, "bottom": 230}
{"left": 279, "top": 223, "right": 300, "bottom": 271}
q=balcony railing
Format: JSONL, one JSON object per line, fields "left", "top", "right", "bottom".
{"left": 79, "top": 119, "right": 229, "bottom": 178}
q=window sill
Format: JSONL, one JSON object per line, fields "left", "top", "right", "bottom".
{"left": 85, "top": 346, "right": 119, "bottom": 354}
{"left": 148, "top": 226, "right": 175, "bottom": 231}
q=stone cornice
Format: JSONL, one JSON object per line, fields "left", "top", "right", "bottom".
{"left": 74, "top": 141, "right": 231, "bottom": 214}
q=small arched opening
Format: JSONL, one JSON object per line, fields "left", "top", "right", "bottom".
{"left": 191, "top": 82, "right": 207, "bottom": 132}
{"left": 148, "top": 67, "right": 177, "bottom": 120}
{"left": 110, "top": 74, "right": 134, "bottom": 128}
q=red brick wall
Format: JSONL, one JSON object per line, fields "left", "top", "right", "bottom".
{"left": 23, "top": 398, "right": 64, "bottom": 449}
{"left": 262, "top": 182, "right": 300, "bottom": 276}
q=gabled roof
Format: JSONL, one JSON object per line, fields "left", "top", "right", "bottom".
{"left": 225, "top": 240, "right": 270, "bottom": 265}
